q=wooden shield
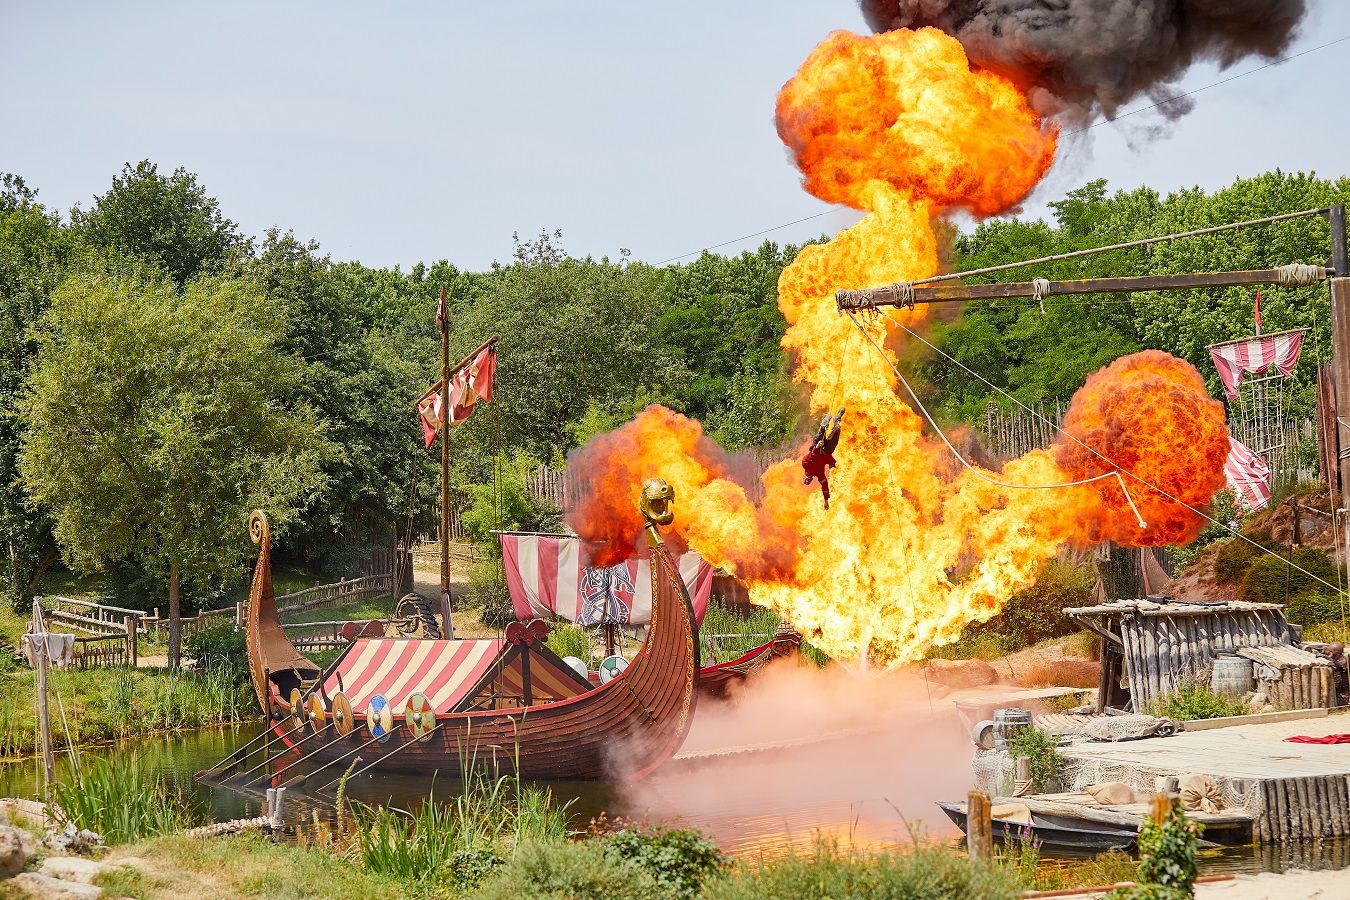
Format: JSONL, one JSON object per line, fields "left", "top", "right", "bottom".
{"left": 365, "top": 693, "right": 394, "bottom": 743}
{"left": 306, "top": 692, "right": 326, "bottom": 731}
{"left": 289, "top": 688, "right": 306, "bottom": 732}
{"left": 331, "top": 692, "right": 354, "bottom": 736}
{"left": 405, "top": 692, "right": 436, "bottom": 742}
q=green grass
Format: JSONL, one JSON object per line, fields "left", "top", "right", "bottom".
{"left": 544, "top": 624, "right": 589, "bottom": 661}
{"left": 701, "top": 598, "right": 781, "bottom": 663}
{"left": 0, "top": 665, "right": 257, "bottom": 758}
{"left": 278, "top": 596, "right": 393, "bottom": 625}
{"left": 53, "top": 750, "right": 198, "bottom": 843}
{"left": 1150, "top": 681, "right": 1248, "bottom": 721}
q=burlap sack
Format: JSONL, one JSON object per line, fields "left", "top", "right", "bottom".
{"left": 1084, "top": 782, "right": 1140, "bottom": 805}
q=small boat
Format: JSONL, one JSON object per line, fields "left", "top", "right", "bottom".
{"left": 699, "top": 627, "right": 802, "bottom": 699}
{"left": 937, "top": 801, "right": 1137, "bottom": 853}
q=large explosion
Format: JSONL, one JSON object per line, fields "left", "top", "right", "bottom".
{"left": 568, "top": 27, "right": 1230, "bottom": 667}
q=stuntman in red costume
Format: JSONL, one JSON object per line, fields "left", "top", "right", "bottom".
{"left": 802, "top": 408, "right": 844, "bottom": 509}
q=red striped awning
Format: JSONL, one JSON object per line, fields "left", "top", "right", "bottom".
{"left": 322, "top": 639, "right": 504, "bottom": 714}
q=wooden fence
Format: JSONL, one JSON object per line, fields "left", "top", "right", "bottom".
{"left": 280, "top": 620, "right": 387, "bottom": 652}
{"left": 71, "top": 634, "right": 132, "bottom": 669}
{"left": 274, "top": 573, "right": 394, "bottom": 616}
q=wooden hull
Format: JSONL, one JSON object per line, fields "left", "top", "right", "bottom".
{"left": 246, "top": 511, "right": 700, "bottom": 781}
{"left": 937, "top": 802, "right": 1136, "bottom": 853}
{"left": 699, "top": 631, "right": 801, "bottom": 700}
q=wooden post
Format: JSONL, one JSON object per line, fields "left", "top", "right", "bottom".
{"left": 125, "top": 615, "right": 137, "bottom": 667}
{"left": 31, "top": 601, "right": 55, "bottom": 799}
{"left": 1152, "top": 792, "right": 1173, "bottom": 824}
{"left": 967, "top": 790, "right": 992, "bottom": 861}
{"left": 439, "top": 287, "right": 455, "bottom": 640}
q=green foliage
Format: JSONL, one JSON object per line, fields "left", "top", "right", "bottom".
{"left": 931, "top": 559, "right": 1092, "bottom": 658}
{"left": 1151, "top": 681, "right": 1247, "bottom": 721}
{"left": 606, "top": 826, "right": 726, "bottom": 900}
{"left": 1289, "top": 585, "right": 1348, "bottom": 628}
{"left": 354, "top": 775, "right": 573, "bottom": 891}
{"left": 468, "top": 555, "right": 515, "bottom": 628}
{"left": 183, "top": 622, "right": 251, "bottom": 683}
{"left": 1006, "top": 727, "right": 1066, "bottom": 792}
{"left": 545, "top": 624, "right": 589, "bottom": 661}
{"left": 701, "top": 598, "right": 781, "bottom": 663}
{"left": 461, "top": 451, "right": 559, "bottom": 543}
{"left": 53, "top": 752, "right": 199, "bottom": 843}
{"left": 1169, "top": 490, "right": 1243, "bottom": 571}
{"left": 1212, "top": 535, "right": 1267, "bottom": 584}
{"left": 1238, "top": 546, "right": 1342, "bottom": 606}
{"left": 476, "top": 838, "right": 671, "bottom": 900}
{"left": 707, "top": 364, "right": 799, "bottom": 450}
{"left": 1129, "top": 803, "right": 1202, "bottom": 897}
{"left": 703, "top": 837, "right": 1020, "bottom": 900}
{"left": 71, "top": 160, "right": 248, "bottom": 285}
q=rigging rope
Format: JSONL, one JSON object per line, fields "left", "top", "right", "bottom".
{"left": 869, "top": 307, "right": 1350, "bottom": 600}
{"left": 843, "top": 309, "right": 1148, "bottom": 528}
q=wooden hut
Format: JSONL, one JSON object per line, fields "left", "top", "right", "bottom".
{"left": 1064, "top": 599, "right": 1321, "bottom": 713}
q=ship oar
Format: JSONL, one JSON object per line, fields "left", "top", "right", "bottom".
{"left": 197, "top": 721, "right": 298, "bottom": 780}
{"left": 221, "top": 723, "right": 331, "bottom": 787}
{"left": 278, "top": 729, "right": 391, "bottom": 792}
{"left": 312, "top": 725, "right": 443, "bottom": 795}
{"left": 246, "top": 724, "right": 338, "bottom": 788}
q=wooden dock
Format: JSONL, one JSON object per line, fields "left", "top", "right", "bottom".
{"left": 1056, "top": 712, "right": 1350, "bottom": 842}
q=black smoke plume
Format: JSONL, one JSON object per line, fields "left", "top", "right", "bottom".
{"left": 859, "top": 1, "right": 1307, "bottom": 124}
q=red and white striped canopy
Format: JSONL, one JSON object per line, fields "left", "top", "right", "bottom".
{"left": 322, "top": 639, "right": 503, "bottom": 714}
{"left": 1207, "top": 330, "right": 1304, "bottom": 400}
{"left": 500, "top": 533, "right": 713, "bottom": 626}
{"left": 1224, "top": 437, "right": 1272, "bottom": 511}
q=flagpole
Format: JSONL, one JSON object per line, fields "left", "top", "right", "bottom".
{"left": 439, "top": 288, "right": 454, "bottom": 639}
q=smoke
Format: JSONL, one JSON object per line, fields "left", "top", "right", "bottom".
{"left": 617, "top": 661, "right": 971, "bottom": 851}
{"left": 858, "top": 0, "right": 1307, "bottom": 124}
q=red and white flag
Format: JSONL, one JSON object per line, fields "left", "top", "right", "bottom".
{"left": 1207, "top": 330, "right": 1303, "bottom": 400}
{"left": 416, "top": 387, "right": 442, "bottom": 450}
{"left": 1224, "top": 437, "right": 1271, "bottom": 511}
{"left": 435, "top": 287, "right": 449, "bottom": 331}
{"left": 415, "top": 344, "right": 497, "bottom": 449}
{"left": 499, "top": 533, "right": 713, "bottom": 627}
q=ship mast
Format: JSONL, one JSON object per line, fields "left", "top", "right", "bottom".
{"left": 438, "top": 288, "right": 454, "bottom": 639}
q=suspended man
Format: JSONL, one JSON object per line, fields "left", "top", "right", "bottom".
{"left": 802, "top": 408, "right": 845, "bottom": 509}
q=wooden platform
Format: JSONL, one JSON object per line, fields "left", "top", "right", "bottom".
{"left": 1059, "top": 712, "right": 1350, "bottom": 842}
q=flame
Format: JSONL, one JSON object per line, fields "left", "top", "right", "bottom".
{"left": 567, "top": 28, "right": 1230, "bottom": 668}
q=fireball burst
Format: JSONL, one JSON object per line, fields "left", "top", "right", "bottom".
{"left": 569, "top": 29, "right": 1229, "bottom": 668}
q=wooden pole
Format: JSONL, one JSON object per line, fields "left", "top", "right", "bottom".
{"left": 31, "top": 601, "right": 55, "bottom": 798}
{"left": 967, "top": 790, "right": 992, "bottom": 861}
{"left": 439, "top": 288, "right": 454, "bottom": 640}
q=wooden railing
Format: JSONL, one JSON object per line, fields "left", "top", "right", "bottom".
{"left": 275, "top": 573, "right": 394, "bottom": 616}
{"left": 71, "top": 634, "right": 131, "bottom": 669}
{"left": 409, "top": 540, "right": 480, "bottom": 564}
{"left": 281, "top": 620, "right": 387, "bottom": 652}
{"left": 44, "top": 595, "right": 152, "bottom": 636}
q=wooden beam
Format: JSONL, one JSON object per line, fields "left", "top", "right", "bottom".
{"left": 836, "top": 268, "right": 1330, "bottom": 309}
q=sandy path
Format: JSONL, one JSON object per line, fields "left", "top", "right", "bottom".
{"left": 1197, "top": 868, "right": 1349, "bottom": 899}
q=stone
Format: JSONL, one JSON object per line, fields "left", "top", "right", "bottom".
{"left": 9, "top": 872, "right": 103, "bottom": 899}
{"left": 1, "top": 821, "right": 33, "bottom": 879}
{"left": 39, "top": 857, "right": 108, "bottom": 884}
{"left": 926, "top": 657, "right": 999, "bottom": 689}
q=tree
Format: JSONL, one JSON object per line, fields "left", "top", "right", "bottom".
{"left": 19, "top": 264, "right": 329, "bottom": 667}
{"left": 71, "top": 161, "right": 248, "bottom": 284}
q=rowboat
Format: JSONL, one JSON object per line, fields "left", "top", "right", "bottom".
{"left": 936, "top": 801, "right": 1137, "bottom": 853}
{"left": 243, "top": 477, "right": 700, "bottom": 781}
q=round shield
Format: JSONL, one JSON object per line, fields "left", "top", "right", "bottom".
{"left": 331, "top": 692, "right": 354, "bottom": 736}
{"left": 289, "top": 688, "right": 306, "bottom": 731}
{"left": 405, "top": 692, "right": 436, "bottom": 742}
{"left": 366, "top": 693, "right": 394, "bottom": 743}
{"left": 562, "top": 656, "right": 589, "bottom": 679}
{"left": 598, "top": 654, "right": 630, "bottom": 684}
{"left": 305, "top": 692, "right": 326, "bottom": 731}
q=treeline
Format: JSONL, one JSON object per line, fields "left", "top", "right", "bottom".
{"left": 0, "top": 163, "right": 803, "bottom": 626}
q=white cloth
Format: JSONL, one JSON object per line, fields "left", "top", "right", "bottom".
{"left": 24, "top": 633, "right": 75, "bottom": 670}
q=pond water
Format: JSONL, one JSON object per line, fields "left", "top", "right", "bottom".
{"left": 3, "top": 663, "right": 1348, "bottom": 880}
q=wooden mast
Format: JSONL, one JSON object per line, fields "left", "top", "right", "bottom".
{"left": 438, "top": 287, "right": 454, "bottom": 638}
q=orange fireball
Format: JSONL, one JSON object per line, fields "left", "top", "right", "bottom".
{"left": 567, "top": 29, "right": 1229, "bottom": 668}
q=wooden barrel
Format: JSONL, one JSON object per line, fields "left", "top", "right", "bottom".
{"left": 1212, "top": 654, "right": 1254, "bottom": 698}
{"left": 993, "top": 707, "right": 1032, "bottom": 750}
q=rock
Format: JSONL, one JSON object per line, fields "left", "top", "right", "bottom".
{"left": 9, "top": 872, "right": 103, "bottom": 899}
{"left": 42, "top": 824, "right": 103, "bottom": 854}
{"left": 1, "top": 821, "right": 34, "bottom": 879}
{"left": 926, "top": 657, "right": 998, "bottom": 689}
{"left": 39, "top": 858, "right": 109, "bottom": 884}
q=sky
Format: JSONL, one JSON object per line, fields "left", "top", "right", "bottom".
{"left": 3, "top": 1, "right": 1350, "bottom": 272}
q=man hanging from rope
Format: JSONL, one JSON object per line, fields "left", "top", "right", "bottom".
{"left": 802, "top": 408, "right": 845, "bottom": 509}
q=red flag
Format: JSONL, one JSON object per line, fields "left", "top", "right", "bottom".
{"left": 436, "top": 287, "right": 448, "bottom": 331}
{"left": 1254, "top": 289, "right": 1262, "bottom": 335}
{"left": 416, "top": 384, "right": 442, "bottom": 450}
{"left": 448, "top": 345, "right": 496, "bottom": 425}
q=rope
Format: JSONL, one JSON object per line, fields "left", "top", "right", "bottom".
{"left": 877, "top": 309, "right": 1350, "bottom": 599}
{"left": 906, "top": 209, "right": 1330, "bottom": 287}
{"left": 1277, "top": 263, "right": 1327, "bottom": 287}
{"left": 844, "top": 310, "right": 1148, "bottom": 528}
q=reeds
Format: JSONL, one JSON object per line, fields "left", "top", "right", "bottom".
{"left": 52, "top": 751, "right": 198, "bottom": 844}
{"left": 544, "top": 624, "right": 589, "bottom": 661}
{"left": 701, "top": 599, "right": 781, "bottom": 663}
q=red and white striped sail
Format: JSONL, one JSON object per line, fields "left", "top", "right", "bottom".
{"left": 1207, "top": 329, "right": 1304, "bottom": 400}
{"left": 500, "top": 533, "right": 713, "bottom": 626}
{"left": 1224, "top": 436, "right": 1272, "bottom": 511}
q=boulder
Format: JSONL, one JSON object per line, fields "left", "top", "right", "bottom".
{"left": 0, "top": 821, "right": 34, "bottom": 879}
{"left": 39, "top": 858, "right": 108, "bottom": 885}
{"left": 926, "top": 657, "right": 999, "bottom": 689}
{"left": 9, "top": 872, "right": 103, "bottom": 899}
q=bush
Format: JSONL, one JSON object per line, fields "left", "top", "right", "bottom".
{"left": 1151, "top": 681, "right": 1246, "bottom": 721}
{"left": 703, "top": 838, "right": 1020, "bottom": 900}
{"left": 1007, "top": 727, "right": 1065, "bottom": 792}
{"left": 460, "top": 450, "right": 561, "bottom": 544}
{"left": 931, "top": 559, "right": 1092, "bottom": 659}
{"left": 1289, "top": 585, "right": 1347, "bottom": 627}
{"left": 545, "top": 624, "right": 589, "bottom": 661}
{"left": 1019, "top": 659, "right": 1100, "bottom": 689}
{"left": 468, "top": 555, "right": 515, "bottom": 629}
{"left": 183, "top": 621, "right": 250, "bottom": 683}
{"left": 476, "top": 839, "right": 671, "bottom": 900}
{"left": 1212, "top": 536, "right": 1265, "bottom": 584}
{"left": 606, "top": 826, "right": 726, "bottom": 900}
{"left": 1238, "top": 546, "right": 1341, "bottom": 606}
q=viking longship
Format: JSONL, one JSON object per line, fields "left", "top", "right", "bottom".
{"left": 243, "top": 477, "right": 699, "bottom": 781}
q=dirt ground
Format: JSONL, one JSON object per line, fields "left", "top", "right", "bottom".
{"left": 1197, "top": 869, "right": 1348, "bottom": 899}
